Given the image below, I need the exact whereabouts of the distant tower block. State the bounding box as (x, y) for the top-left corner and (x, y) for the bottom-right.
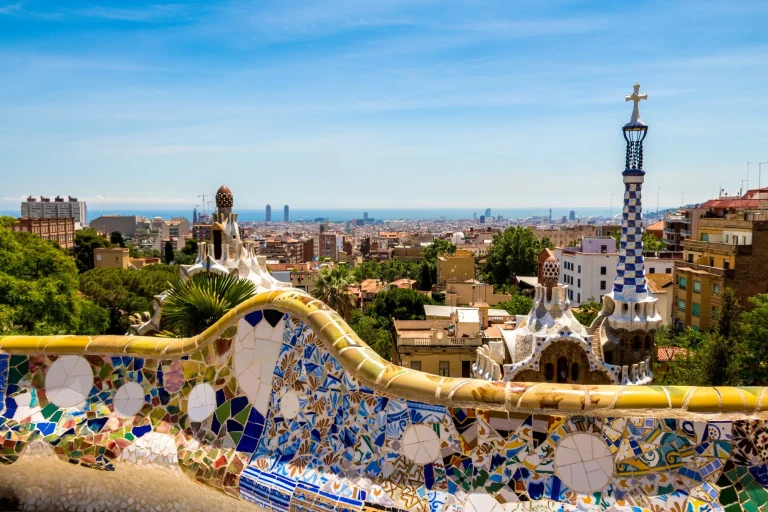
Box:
(266, 204), (272, 223)
(484, 208), (492, 218)
(284, 205), (290, 223)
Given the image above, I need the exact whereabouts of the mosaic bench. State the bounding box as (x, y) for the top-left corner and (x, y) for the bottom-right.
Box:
(0, 289), (767, 511)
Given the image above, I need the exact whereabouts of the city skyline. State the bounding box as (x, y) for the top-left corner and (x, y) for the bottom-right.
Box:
(2, 0), (768, 209)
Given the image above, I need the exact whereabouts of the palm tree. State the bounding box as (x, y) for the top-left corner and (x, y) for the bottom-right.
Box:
(162, 272), (257, 337)
(312, 265), (357, 321)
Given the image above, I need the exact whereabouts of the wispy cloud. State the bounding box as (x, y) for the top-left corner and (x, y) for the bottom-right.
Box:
(0, 2), (22, 15)
(72, 3), (189, 22)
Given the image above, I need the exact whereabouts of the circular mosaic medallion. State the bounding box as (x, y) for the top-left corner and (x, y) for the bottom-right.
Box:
(45, 356), (94, 408)
(187, 383), (217, 422)
(554, 433), (614, 493)
(401, 424), (440, 465)
(113, 381), (145, 418)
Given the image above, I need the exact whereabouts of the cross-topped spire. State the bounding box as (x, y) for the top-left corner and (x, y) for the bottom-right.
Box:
(625, 82), (648, 125)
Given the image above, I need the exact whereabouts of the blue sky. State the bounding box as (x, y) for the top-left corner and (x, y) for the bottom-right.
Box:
(1, 0), (767, 210)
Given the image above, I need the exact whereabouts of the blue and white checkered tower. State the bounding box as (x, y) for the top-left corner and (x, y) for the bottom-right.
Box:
(605, 83), (661, 333)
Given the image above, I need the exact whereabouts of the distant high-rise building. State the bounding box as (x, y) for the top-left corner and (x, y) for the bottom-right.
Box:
(21, 195), (87, 227)
(569, 210), (576, 221)
(266, 204), (272, 222)
(364, 212), (369, 221)
(479, 215), (486, 224)
(484, 208), (492, 218)
(473, 213), (477, 220)
(284, 205), (290, 222)
(192, 207), (198, 224)
(549, 209), (552, 221)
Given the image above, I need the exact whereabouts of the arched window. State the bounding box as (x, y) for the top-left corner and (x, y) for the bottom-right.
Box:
(633, 336), (641, 351)
(544, 363), (554, 381)
(644, 335), (651, 350)
(557, 357), (568, 383)
(571, 362), (580, 381)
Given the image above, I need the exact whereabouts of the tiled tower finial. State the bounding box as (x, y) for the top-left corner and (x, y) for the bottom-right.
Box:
(613, 83), (650, 300)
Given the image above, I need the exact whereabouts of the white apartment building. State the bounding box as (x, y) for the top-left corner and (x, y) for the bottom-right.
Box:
(555, 236), (677, 306)
(21, 196), (87, 228)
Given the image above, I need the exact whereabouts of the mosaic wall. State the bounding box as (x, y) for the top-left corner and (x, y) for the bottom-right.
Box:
(0, 290), (767, 511)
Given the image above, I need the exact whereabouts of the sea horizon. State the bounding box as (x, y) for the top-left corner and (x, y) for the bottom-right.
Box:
(3, 206), (673, 223)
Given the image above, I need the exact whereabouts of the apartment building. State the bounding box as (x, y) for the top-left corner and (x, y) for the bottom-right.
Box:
(319, 232), (345, 260)
(556, 237), (678, 306)
(21, 195), (87, 227)
(530, 225), (598, 248)
(393, 304), (510, 378)
(13, 217), (75, 248)
(673, 214), (768, 331)
(436, 250), (475, 287)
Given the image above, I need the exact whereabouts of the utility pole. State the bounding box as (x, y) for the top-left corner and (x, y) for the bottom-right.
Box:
(760, 162), (768, 193)
(747, 162), (752, 192)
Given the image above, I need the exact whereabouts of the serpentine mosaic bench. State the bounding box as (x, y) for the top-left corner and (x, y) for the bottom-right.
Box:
(1, 289), (767, 511)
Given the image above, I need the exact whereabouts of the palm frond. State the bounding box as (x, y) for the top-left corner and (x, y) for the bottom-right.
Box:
(162, 272), (257, 336)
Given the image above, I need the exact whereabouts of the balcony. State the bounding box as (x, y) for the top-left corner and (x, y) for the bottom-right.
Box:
(674, 259), (734, 278)
(683, 239), (752, 256)
(397, 336), (483, 348)
(680, 228), (692, 237)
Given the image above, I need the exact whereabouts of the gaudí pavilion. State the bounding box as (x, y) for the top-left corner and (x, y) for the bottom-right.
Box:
(1, 85), (767, 512)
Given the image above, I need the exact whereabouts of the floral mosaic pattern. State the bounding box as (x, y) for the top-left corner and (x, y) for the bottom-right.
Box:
(0, 303), (767, 511)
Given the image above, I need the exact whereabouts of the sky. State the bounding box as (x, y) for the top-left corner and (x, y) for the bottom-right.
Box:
(1, 0), (768, 210)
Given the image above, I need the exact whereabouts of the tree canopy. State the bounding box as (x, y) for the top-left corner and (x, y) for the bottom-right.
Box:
(573, 297), (602, 326)
(497, 292), (533, 317)
(0, 227), (108, 335)
(366, 288), (435, 328)
(79, 265), (178, 334)
(481, 227), (548, 289)
(73, 228), (112, 273)
(110, 231), (126, 248)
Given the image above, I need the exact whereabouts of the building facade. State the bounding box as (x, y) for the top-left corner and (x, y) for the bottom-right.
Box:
(283, 205), (289, 222)
(265, 204), (271, 222)
(13, 217), (75, 248)
(673, 214), (768, 331)
(436, 249), (475, 287)
(20, 195), (87, 227)
(318, 232), (344, 260)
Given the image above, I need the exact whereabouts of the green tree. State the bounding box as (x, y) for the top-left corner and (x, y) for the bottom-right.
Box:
(367, 288), (435, 330)
(699, 288), (743, 386)
(174, 251), (195, 265)
(349, 311), (392, 360)
(79, 265), (178, 334)
(421, 238), (457, 266)
(540, 236), (554, 250)
(497, 293), (533, 316)
(162, 272), (257, 337)
(312, 265), (357, 321)
(164, 240), (174, 265)
(0, 216), (17, 229)
(129, 246), (161, 259)
(0, 227), (107, 335)
(73, 228), (112, 273)
(482, 227), (546, 287)
(419, 262), (433, 291)
(732, 292), (768, 385)
(181, 239), (198, 257)
(110, 231), (126, 248)
(353, 260), (380, 282)
(573, 297), (602, 326)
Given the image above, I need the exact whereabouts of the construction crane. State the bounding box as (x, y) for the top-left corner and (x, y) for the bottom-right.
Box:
(198, 193), (209, 214)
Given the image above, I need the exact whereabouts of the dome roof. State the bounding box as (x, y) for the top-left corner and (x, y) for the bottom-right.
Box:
(216, 185), (233, 209)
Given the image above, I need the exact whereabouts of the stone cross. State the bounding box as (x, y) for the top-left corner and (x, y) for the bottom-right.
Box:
(625, 82), (647, 124)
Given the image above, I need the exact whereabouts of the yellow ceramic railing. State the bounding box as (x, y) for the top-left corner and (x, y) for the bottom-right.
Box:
(0, 288), (766, 417)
